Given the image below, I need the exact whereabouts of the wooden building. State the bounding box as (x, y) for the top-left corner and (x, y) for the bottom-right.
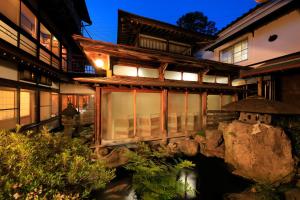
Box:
(72, 10), (244, 147)
(203, 0), (300, 107)
(0, 0), (96, 131)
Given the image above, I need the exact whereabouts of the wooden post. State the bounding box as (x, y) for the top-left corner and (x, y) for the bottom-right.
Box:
(258, 77), (263, 97)
(198, 73), (203, 84)
(94, 87), (101, 149)
(133, 89), (137, 138)
(184, 90), (188, 137)
(161, 89), (168, 143)
(201, 92), (207, 129)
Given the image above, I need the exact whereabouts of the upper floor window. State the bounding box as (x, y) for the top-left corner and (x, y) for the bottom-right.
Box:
(40, 23), (51, 50)
(0, 0), (20, 25)
(220, 40), (248, 64)
(21, 2), (37, 38)
(52, 36), (60, 56)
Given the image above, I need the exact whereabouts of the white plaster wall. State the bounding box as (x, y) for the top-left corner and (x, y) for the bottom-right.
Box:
(211, 9), (300, 67)
(0, 59), (18, 81)
(60, 83), (95, 94)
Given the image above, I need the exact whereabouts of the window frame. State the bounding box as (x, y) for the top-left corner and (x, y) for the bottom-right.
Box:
(220, 39), (248, 64)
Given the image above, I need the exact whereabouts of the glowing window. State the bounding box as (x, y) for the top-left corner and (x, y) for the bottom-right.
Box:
(40, 23), (51, 50)
(203, 75), (216, 83)
(164, 71), (181, 80)
(21, 2), (37, 38)
(216, 76), (229, 84)
(113, 65), (137, 77)
(20, 90), (36, 125)
(138, 68), (159, 78)
(220, 40), (248, 64)
(40, 91), (51, 121)
(0, 88), (17, 129)
(183, 72), (198, 81)
(52, 36), (60, 56)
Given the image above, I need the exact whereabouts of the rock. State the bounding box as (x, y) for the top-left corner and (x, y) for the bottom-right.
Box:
(225, 192), (266, 200)
(284, 188), (300, 200)
(218, 121), (230, 133)
(98, 146), (130, 168)
(178, 139), (199, 156)
(224, 120), (295, 184)
(195, 129), (225, 159)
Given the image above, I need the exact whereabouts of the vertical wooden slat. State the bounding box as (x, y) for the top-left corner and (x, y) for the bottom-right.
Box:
(161, 89), (168, 141)
(184, 90), (188, 137)
(95, 87), (101, 146)
(198, 73), (203, 84)
(201, 92), (207, 129)
(258, 77), (263, 97)
(133, 89), (137, 138)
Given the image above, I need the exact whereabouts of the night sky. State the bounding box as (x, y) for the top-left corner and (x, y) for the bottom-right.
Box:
(84, 0), (258, 43)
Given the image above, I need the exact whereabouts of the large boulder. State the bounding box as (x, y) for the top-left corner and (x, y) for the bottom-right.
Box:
(223, 120), (295, 184)
(178, 139), (199, 157)
(195, 129), (225, 158)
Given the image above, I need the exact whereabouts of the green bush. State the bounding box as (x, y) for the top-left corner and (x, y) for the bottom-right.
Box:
(0, 127), (115, 199)
(124, 143), (195, 200)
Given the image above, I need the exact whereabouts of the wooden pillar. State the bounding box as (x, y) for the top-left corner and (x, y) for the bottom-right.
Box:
(133, 89), (137, 138)
(257, 77), (263, 97)
(198, 73), (203, 84)
(184, 90), (188, 137)
(94, 87), (101, 147)
(161, 89), (168, 143)
(232, 93), (238, 102)
(201, 92), (207, 129)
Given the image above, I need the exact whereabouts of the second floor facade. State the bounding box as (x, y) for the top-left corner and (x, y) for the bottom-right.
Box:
(203, 0), (300, 67)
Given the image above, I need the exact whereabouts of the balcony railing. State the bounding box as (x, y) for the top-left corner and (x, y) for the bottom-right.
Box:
(139, 34), (192, 56)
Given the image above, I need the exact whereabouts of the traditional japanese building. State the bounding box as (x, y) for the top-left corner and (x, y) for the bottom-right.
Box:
(0, 0), (96, 131)
(203, 0), (300, 107)
(72, 10), (244, 147)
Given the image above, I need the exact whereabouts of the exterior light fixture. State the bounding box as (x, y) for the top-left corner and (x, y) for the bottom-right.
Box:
(95, 59), (104, 68)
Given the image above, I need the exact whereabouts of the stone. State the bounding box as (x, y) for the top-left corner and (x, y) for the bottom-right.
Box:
(223, 120), (295, 184)
(178, 139), (199, 156)
(284, 188), (300, 200)
(195, 129), (225, 159)
(98, 146), (130, 168)
(225, 192), (266, 200)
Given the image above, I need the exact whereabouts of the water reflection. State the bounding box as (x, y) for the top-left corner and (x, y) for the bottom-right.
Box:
(179, 169), (197, 199)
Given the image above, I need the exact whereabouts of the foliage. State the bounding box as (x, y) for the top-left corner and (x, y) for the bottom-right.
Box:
(251, 184), (281, 200)
(177, 11), (218, 35)
(124, 143), (195, 200)
(196, 130), (205, 137)
(0, 127), (115, 199)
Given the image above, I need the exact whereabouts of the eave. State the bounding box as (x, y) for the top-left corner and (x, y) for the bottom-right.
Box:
(206, 0), (296, 51)
(73, 35), (244, 76)
(240, 51), (300, 78)
(74, 77), (242, 93)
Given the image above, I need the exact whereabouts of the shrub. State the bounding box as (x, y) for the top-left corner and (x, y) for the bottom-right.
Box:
(0, 127), (115, 199)
(124, 143), (195, 200)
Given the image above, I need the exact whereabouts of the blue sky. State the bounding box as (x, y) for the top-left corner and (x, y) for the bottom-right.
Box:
(85, 0), (257, 43)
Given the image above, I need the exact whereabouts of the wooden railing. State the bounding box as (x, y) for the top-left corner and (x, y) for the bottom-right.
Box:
(207, 110), (239, 128)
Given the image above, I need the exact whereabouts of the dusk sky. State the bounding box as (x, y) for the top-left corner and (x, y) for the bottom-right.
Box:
(85, 0), (258, 43)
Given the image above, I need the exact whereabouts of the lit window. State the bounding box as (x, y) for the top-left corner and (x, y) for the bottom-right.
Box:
(0, 88), (17, 129)
(85, 65), (96, 74)
(113, 65), (137, 77)
(0, 0), (20, 25)
(52, 36), (60, 56)
(220, 40), (248, 64)
(138, 68), (159, 78)
(216, 76), (229, 84)
(62, 45), (68, 71)
(203, 75), (216, 83)
(40, 23), (51, 50)
(40, 91), (51, 121)
(51, 93), (59, 117)
(20, 90), (36, 125)
(164, 71), (182, 80)
(183, 72), (198, 82)
(21, 2), (37, 38)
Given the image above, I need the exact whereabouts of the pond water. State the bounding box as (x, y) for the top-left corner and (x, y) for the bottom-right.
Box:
(94, 155), (252, 200)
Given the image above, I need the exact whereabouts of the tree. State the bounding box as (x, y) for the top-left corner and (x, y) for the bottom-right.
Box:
(177, 11), (218, 35)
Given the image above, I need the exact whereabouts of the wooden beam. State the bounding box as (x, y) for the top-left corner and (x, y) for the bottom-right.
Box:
(159, 63), (168, 80)
(161, 89), (168, 143)
(201, 92), (207, 129)
(95, 87), (101, 148)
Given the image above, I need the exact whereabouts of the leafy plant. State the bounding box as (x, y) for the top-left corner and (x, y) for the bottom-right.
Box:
(0, 127), (115, 199)
(124, 143), (195, 200)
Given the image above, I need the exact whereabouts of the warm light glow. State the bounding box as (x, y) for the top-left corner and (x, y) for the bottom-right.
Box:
(95, 59), (105, 68)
